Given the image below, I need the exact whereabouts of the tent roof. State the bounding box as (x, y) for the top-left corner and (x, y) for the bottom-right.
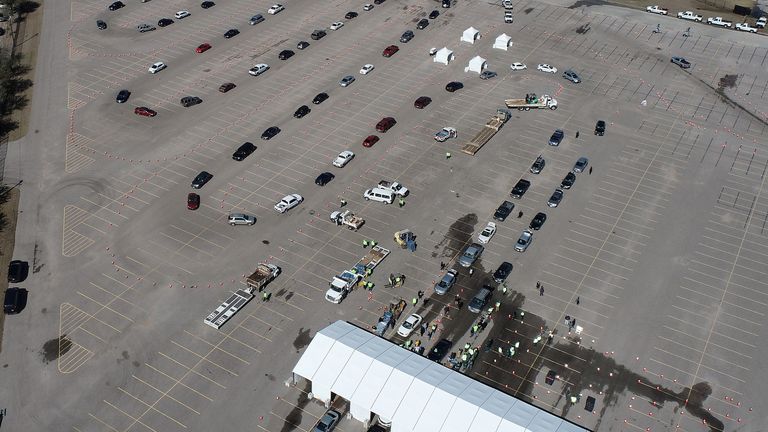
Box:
(463, 26), (479, 36)
(469, 55), (486, 65)
(495, 33), (512, 42)
(292, 321), (590, 432)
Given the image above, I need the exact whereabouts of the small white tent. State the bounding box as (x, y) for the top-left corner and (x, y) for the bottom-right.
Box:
(460, 27), (480, 44)
(493, 33), (512, 50)
(434, 47), (454, 65)
(464, 55), (487, 73)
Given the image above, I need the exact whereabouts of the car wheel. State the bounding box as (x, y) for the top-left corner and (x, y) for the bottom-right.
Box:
(365, 197), (370, 200)
(230, 223), (235, 226)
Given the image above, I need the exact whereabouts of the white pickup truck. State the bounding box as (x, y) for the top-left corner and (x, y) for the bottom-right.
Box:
(677, 11), (702, 21)
(735, 22), (758, 32)
(706, 16), (732, 27)
(434, 127), (457, 142)
(378, 180), (409, 197)
(646, 5), (668, 15)
(325, 270), (361, 303)
(757, 17), (766, 28)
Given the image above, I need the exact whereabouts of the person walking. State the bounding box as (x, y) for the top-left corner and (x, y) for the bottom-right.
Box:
(399, 198), (405, 208)
(518, 210), (524, 218)
(576, 296), (580, 305)
(417, 290), (424, 299)
(420, 323), (427, 336)
(575, 131), (580, 138)
(262, 291), (270, 302)
(340, 198), (347, 207)
(446, 152), (452, 159)
(454, 294), (461, 305)
(539, 285), (544, 296)
(589, 166), (593, 175)
(536, 281), (541, 289)
(362, 239), (369, 248)
(412, 297), (418, 306)
(440, 261), (446, 270)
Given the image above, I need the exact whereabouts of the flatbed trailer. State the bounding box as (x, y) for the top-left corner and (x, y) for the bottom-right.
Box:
(504, 93), (558, 111)
(204, 263), (280, 329)
(461, 109), (511, 156)
(353, 245), (390, 274)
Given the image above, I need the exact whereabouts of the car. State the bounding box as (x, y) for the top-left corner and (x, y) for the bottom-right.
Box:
(735, 22), (758, 32)
(7, 260), (28, 283)
(116, 89), (130, 103)
(191, 171), (213, 189)
(180, 96), (202, 107)
(493, 262), (513, 284)
(201, 1), (215, 9)
(137, 24), (156, 33)
(330, 21), (344, 30)
(375, 117), (396, 132)
(249, 14), (265, 25)
(157, 18), (174, 27)
(547, 188), (564, 207)
(594, 120), (606, 136)
(312, 410), (340, 432)
(442, 0), (451, 8)
(757, 17), (767, 28)
(671, 56), (691, 69)
(503, 0), (514, 8)
(707, 16), (732, 27)
(297, 41), (310, 50)
(561, 172), (576, 189)
(510, 179), (531, 198)
(148, 62), (166, 74)
(267, 4), (284, 14)
(345, 11), (358, 19)
(530, 155), (545, 174)
(224, 29), (239, 38)
(108, 1), (124, 11)
(311, 29), (327, 40)
(228, 213), (256, 226)
(196, 43), (212, 53)
(427, 339), (453, 361)
(445, 81), (463, 92)
(573, 156), (589, 173)
(313, 92), (329, 104)
(339, 75), (356, 87)
(549, 129), (565, 146)
(261, 126), (280, 140)
(364, 4), (374, 10)
(315, 172), (335, 186)
(646, 5), (668, 14)
(3, 288), (23, 314)
(545, 370), (557, 385)
(515, 229), (533, 252)
(563, 69), (580, 83)
(175, 10), (191, 19)
(417, 18), (429, 29)
(480, 70), (497, 80)
(510, 62), (527, 70)
(333, 150), (354, 167)
(677, 11), (702, 21)
(362, 135), (380, 147)
(232, 142), (256, 161)
(219, 82), (236, 93)
(374, 0), (386, 4)
(414, 96), (431, 109)
(134, 106), (157, 117)
(397, 314), (423, 337)
(505, 11), (514, 23)
(477, 221), (497, 244)
(429, 10), (439, 19)
(293, 105), (310, 118)
(187, 193), (200, 210)
(400, 30), (414, 43)
(458, 243), (484, 267)
(382, 45), (399, 57)
(274, 194), (303, 213)
(249, 63), (270, 76)
(278, 49), (295, 60)
(434, 127), (457, 142)
(434, 269), (457, 295)
(529, 212), (547, 230)
(429, 47), (438, 56)
(493, 200), (515, 221)
(360, 64), (374, 75)
(97, 20), (107, 30)
(537, 63), (557, 74)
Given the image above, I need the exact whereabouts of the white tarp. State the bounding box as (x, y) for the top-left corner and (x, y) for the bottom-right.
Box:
(493, 33), (512, 50)
(370, 354), (428, 421)
(461, 26), (480, 43)
(465, 55), (487, 73)
(434, 47), (454, 65)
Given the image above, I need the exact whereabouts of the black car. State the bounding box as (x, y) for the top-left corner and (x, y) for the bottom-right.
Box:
(493, 261), (513, 283)
(548, 129), (565, 146)
(116, 89), (131, 104)
(416, 18), (429, 29)
(313, 92), (329, 104)
(493, 200), (515, 221)
(594, 120), (606, 136)
(315, 172), (335, 186)
(232, 142), (256, 161)
(180, 96), (202, 107)
(108, 1), (124, 11)
(97, 20), (108, 30)
(224, 29), (239, 38)
(345, 11), (358, 19)
(373, 0), (385, 4)
(278, 49), (295, 60)
(529, 212), (547, 230)
(545, 370), (557, 385)
(297, 41), (310, 50)
(561, 172), (576, 189)
(261, 126), (280, 140)
(510, 179), (531, 198)
(400, 30), (414, 43)
(310, 29), (327, 40)
(445, 81), (463, 92)
(7, 260), (28, 283)
(293, 105), (310, 118)
(427, 339), (453, 361)
(3, 288), (24, 314)
(442, 0), (451, 8)
(429, 10), (439, 19)
(201, 1), (215, 8)
(191, 171), (213, 189)
(530, 155), (545, 174)
(157, 18), (174, 27)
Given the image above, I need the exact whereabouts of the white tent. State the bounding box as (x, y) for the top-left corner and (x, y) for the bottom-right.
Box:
(292, 321), (590, 432)
(465, 55), (487, 73)
(460, 27), (480, 44)
(493, 33), (512, 50)
(434, 47), (454, 65)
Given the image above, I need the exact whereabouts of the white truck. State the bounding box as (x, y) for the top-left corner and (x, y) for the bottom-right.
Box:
(504, 94), (558, 111)
(645, 5), (668, 15)
(204, 263), (280, 329)
(325, 270), (362, 303)
(434, 127), (457, 142)
(330, 210), (365, 230)
(735, 22), (758, 32)
(378, 180), (409, 197)
(677, 11), (702, 21)
(707, 16), (732, 27)
(757, 17), (766, 28)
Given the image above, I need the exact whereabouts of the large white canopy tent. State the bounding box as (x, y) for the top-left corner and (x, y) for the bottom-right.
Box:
(292, 320), (589, 432)
(493, 33), (513, 50)
(465, 55), (487, 73)
(434, 47), (455, 65)
(460, 26), (480, 43)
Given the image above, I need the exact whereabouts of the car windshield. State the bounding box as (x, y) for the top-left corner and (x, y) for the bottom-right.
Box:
(403, 321), (413, 329)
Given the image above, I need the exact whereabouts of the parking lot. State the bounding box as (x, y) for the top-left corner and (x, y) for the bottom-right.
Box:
(2, 0), (768, 430)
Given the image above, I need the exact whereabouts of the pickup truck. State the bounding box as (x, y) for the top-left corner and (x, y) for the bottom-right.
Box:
(378, 180), (409, 197)
(645, 5), (668, 15)
(706, 17), (732, 27)
(735, 22), (758, 32)
(325, 270), (361, 303)
(434, 127), (457, 142)
(677, 11), (702, 21)
(757, 17), (767, 28)
(204, 263), (280, 329)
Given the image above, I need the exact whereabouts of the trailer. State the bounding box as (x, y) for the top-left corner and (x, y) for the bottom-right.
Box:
(204, 263), (280, 329)
(504, 93), (558, 111)
(329, 210), (365, 230)
(353, 245), (390, 274)
(461, 109), (511, 156)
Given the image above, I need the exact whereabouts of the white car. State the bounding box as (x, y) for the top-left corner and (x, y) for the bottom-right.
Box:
(267, 4), (284, 14)
(477, 222), (497, 244)
(510, 62), (527, 71)
(330, 21), (344, 30)
(249, 63), (269, 76)
(514, 229), (533, 252)
(677, 11), (702, 21)
(397, 313), (423, 337)
(148, 62), (166, 74)
(274, 194), (303, 213)
(434, 127), (457, 142)
(537, 64), (557, 73)
(333, 150), (355, 167)
(707, 16), (732, 27)
(360, 64), (374, 75)
(363, 3), (374, 11)
(175, 10), (190, 19)
(645, 5), (668, 15)
(757, 17), (767, 28)
(735, 22), (758, 32)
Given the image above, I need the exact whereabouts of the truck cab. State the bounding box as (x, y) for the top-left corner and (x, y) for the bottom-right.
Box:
(326, 271), (360, 303)
(378, 180), (409, 197)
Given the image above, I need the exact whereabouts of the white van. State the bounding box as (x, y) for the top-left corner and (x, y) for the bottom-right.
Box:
(363, 188), (394, 204)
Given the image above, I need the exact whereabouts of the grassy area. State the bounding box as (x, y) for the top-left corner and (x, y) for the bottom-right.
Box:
(8, 1), (43, 141)
(0, 187), (21, 353)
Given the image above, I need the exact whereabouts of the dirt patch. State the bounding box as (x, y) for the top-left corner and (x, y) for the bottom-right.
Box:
(0, 187), (20, 353)
(7, 3), (44, 141)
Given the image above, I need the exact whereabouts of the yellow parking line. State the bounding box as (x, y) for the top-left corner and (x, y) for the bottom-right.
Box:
(76, 291), (134, 323)
(143, 364), (214, 402)
(120, 383), (199, 418)
(170, 341), (239, 376)
(66, 299), (123, 333)
(181, 331), (250, 365)
(217, 331), (262, 353)
(89, 282), (140, 308)
(156, 354), (226, 389)
(102, 400), (160, 432)
(231, 324), (271, 343)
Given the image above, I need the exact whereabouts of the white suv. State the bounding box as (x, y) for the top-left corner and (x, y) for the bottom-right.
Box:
(228, 213), (256, 225)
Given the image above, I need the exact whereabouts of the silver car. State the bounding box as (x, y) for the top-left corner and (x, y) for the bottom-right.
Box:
(458, 243), (484, 267)
(434, 269), (457, 295)
(514, 229), (533, 252)
(313, 409), (340, 432)
(339, 75), (355, 87)
(573, 157), (589, 173)
(228, 213), (256, 225)
(547, 188), (564, 207)
(562, 69), (580, 83)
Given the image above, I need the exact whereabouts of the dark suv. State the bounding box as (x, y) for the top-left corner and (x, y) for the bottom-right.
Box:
(180, 96), (202, 107)
(311, 29), (327, 40)
(191, 171), (213, 188)
(417, 18), (429, 29)
(594, 120), (606, 136)
(232, 142), (256, 161)
(510, 179), (531, 198)
(7, 260), (28, 283)
(293, 105), (310, 118)
(493, 200), (515, 221)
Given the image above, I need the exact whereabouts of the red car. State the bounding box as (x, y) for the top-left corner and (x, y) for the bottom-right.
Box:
(187, 193), (200, 210)
(414, 96), (432, 109)
(375, 117), (396, 132)
(362, 135), (380, 147)
(382, 45), (399, 57)
(196, 43), (212, 53)
(134, 106), (157, 117)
